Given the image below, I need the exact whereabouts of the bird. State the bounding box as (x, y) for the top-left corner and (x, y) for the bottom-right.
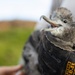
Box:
(22, 7), (75, 75)
(41, 7), (75, 51)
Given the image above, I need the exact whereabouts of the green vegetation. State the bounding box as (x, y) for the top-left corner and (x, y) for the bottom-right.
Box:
(0, 27), (33, 66)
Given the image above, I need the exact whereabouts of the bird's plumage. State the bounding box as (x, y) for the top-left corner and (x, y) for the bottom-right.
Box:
(42, 7), (75, 51)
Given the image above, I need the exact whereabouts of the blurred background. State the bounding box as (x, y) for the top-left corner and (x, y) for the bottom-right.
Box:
(0, 0), (51, 66)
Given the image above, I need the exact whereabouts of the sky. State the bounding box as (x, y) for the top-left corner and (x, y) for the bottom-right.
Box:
(0, 0), (52, 22)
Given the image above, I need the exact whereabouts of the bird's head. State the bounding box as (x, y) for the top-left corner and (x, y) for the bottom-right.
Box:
(41, 7), (73, 29)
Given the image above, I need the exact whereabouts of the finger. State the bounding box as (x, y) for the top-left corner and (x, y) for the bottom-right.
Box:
(8, 65), (23, 73)
(0, 65), (23, 75)
(1, 65), (23, 74)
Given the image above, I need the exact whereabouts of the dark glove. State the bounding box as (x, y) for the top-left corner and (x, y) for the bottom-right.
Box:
(38, 31), (75, 75)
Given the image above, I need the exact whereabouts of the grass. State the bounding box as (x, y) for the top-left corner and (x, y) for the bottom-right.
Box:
(0, 27), (33, 66)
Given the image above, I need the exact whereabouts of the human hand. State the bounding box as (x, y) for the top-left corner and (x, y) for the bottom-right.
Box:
(0, 65), (25, 75)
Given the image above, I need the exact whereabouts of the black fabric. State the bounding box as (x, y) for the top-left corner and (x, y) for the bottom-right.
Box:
(38, 31), (75, 75)
(23, 30), (75, 75)
(29, 31), (40, 48)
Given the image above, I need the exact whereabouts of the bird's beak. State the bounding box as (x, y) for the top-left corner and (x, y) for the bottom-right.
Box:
(41, 15), (58, 27)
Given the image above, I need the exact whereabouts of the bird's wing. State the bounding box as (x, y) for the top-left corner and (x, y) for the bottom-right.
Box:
(22, 30), (41, 75)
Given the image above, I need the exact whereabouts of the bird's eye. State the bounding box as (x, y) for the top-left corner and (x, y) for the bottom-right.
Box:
(63, 19), (67, 23)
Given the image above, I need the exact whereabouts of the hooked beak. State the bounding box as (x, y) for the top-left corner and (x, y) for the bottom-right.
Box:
(40, 15), (59, 27)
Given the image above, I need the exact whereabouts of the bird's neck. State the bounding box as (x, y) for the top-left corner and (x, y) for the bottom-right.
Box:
(61, 27), (74, 42)
(51, 26), (72, 40)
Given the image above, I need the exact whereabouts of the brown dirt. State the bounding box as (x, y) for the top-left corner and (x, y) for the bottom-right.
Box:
(0, 20), (37, 31)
